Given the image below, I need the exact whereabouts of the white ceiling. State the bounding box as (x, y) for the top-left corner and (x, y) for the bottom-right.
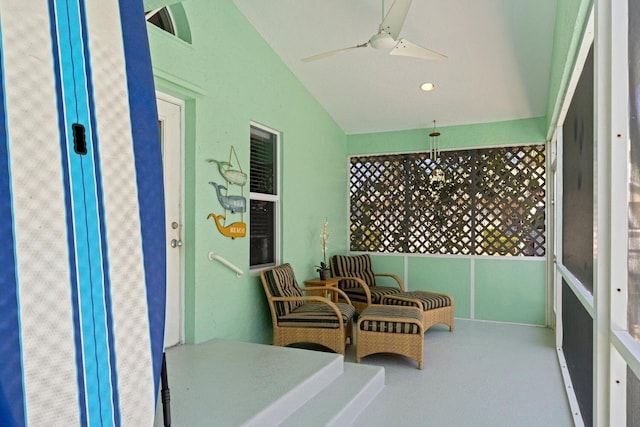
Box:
(232, 0), (557, 134)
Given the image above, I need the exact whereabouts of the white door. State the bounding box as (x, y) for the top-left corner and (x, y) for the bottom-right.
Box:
(157, 94), (184, 348)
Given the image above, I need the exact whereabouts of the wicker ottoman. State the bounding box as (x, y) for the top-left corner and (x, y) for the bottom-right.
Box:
(356, 306), (424, 369)
(381, 291), (454, 332)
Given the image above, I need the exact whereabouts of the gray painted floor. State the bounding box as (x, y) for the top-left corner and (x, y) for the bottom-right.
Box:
(348, 319), (574, 427)
(157, 319), (574, 426)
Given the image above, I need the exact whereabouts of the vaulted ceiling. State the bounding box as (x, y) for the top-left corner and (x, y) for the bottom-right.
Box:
(233, 0), (557, 134)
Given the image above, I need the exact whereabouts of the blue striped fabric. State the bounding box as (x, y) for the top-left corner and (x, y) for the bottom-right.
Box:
(119, 0), (166, 396)
(0, 1), (164, 425)
(52, 1), (115, 423)
(0, 20), (25, 427)
(47, 1), (89, 423)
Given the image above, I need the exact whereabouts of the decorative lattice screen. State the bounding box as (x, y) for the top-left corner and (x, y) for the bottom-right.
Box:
(349, 145), (546, 256)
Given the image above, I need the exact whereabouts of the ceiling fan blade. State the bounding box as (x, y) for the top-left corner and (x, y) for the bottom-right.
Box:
(390, 38), (447, 60)
(379, 0), (412, 40)
(302, 43), (368, 62)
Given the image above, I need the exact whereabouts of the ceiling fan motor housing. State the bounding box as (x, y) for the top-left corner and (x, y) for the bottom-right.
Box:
(369, 31), (397, 51)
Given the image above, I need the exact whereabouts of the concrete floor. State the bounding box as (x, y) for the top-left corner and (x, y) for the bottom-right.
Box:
(156, 319), (574, 426)
(348, 319), (574, 427)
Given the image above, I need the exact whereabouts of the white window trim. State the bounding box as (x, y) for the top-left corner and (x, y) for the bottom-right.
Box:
(556, 1), (640, 425)
(603, 0), (637, 425)
(249, 122), (280, 272)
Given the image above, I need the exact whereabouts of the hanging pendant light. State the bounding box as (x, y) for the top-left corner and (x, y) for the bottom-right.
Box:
(428, 120), (446, 193)
(429, 120), (441, 161)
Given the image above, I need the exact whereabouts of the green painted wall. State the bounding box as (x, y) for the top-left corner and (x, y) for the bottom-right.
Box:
(147, 0), (348, 344)
(475, 259), (546, 324)
(143, 0), (594, 343)
(408, 257), (472, 319)
(369, 254), (405, 289)
(366, 253), (546, 325)
(347, 117), (547, 155)
(545, 0), (593, 138)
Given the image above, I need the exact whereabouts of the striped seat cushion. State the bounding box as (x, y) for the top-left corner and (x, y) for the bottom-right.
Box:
(359, 306), (421, 334)
(278, 302), (356, 328)
(262, 263), (304, 317)
(330, 254), (376, 289)
(383, 291), (451, 310)
(344, 286), (402, 304)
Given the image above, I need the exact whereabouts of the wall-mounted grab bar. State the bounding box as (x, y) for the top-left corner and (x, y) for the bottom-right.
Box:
(208, 252), (243, 277)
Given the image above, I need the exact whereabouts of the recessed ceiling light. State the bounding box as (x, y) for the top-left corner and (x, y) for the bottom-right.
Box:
(420, 82), (435, 92)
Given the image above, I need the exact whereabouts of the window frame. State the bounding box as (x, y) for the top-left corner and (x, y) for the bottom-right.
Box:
(145, 7), (177, 36)
(554, 4), (640, 424)
(249, 122), (280, 271)
(609, 0), (640, 423)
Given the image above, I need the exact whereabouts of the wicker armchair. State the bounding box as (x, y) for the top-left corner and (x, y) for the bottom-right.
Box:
(329, 254), (405, 313)
(260, 263), (356, 355)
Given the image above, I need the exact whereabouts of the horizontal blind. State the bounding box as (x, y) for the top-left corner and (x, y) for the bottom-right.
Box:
(250, 127), (276, 195)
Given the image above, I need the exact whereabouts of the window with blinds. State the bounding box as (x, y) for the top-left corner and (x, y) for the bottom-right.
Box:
(250, 124), (279, 269)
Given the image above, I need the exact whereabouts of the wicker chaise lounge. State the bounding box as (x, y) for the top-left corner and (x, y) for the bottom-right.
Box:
(382, 291), (455, 332)
(329, 254), (405, 313)
(260, 263), (356, 355)
(331, 254), (455, 332)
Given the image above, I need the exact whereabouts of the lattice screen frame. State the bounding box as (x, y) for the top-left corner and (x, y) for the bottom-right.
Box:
(349, 145), (546, 256)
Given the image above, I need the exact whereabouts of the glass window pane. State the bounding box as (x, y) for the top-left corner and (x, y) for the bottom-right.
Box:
(250, 199), (275, 267)
(146, 8), (176, 35)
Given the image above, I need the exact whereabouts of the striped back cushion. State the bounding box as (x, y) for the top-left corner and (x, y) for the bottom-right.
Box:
(262, 264), (304, 317)
(330, 254), (376, 290)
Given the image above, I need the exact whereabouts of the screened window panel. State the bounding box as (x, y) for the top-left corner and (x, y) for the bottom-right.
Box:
(349, 145), (545, 256)
(629, 0), (640, 344)
(562, 280), (593, 426)
(629, 367), (640, 427)
(562, 46), (594, 294)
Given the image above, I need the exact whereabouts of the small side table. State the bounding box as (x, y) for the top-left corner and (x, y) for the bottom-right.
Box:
(304, 278), (340, 302)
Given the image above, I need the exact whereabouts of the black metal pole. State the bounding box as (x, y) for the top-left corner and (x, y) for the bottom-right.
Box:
(161, 352), (171, 427)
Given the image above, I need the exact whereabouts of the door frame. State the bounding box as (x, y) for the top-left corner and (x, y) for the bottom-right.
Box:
(156, 91), (185, 347)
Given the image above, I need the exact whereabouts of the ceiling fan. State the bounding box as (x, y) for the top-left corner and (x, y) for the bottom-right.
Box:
(302, 0), (447, 62)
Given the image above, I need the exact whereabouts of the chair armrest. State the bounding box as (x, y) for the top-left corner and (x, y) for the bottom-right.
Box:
(301, 286), (353, 305)
(333, 276), (372, 305)
(374, 273), (405, 291)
